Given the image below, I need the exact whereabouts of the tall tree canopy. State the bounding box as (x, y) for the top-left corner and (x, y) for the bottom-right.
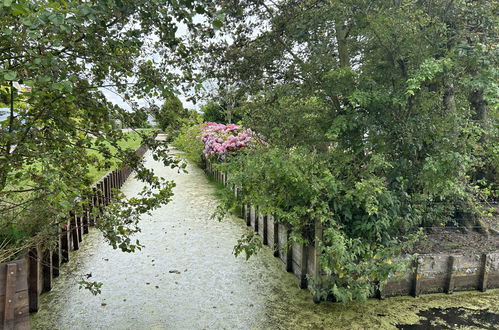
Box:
(196, 0), (498, 300)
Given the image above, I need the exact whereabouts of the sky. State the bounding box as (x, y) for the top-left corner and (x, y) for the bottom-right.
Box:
(99, 18), (202, 112)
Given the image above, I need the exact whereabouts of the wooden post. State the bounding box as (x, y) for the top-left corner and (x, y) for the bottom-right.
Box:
(296, 243), (308, 289)
(28, 247), (41, 312)
(258, 213), (267, 245)
(479, 253), (489, 292)
(312, 219), (323, 301)
(61, 219), (70, 263)
(90, 187), (97, 226)
(412, 258), (421, 297)
(3, 263), (17, 330)
(250, 205), (257, 232)
(52, 233), (61, 277)
(82, 203), (89, 235)
(97, 182), (104, 217)
(119, 169), (123, 186)
(446, 256), (455, 294)
(285, 234), (293, 272)
(104, 175), (110, 205)
(76, 211), (83, 243)
(70, 211), (79, 251)
(42, 249), (52, 292)
(270, 214), (279, 258)
(246, 205), (251, 227)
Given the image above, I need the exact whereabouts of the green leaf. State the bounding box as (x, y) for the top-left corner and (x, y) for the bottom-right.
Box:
(212, 19), (223, 29)
(4, 71), (17, 81)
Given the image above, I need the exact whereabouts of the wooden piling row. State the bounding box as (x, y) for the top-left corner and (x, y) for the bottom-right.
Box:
(0, 136), (157, 328)
(205, 158), (499, 301)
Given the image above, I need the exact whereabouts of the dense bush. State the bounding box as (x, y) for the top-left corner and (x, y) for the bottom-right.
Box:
(171, 122), (204, 164)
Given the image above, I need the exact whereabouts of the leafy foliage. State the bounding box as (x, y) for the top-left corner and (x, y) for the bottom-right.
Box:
(171, 121), (205, 164)
(195, 0), (498, 301)
(0, 0), (216, 261)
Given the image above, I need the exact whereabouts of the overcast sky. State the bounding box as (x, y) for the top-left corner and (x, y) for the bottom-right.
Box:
(99, 16), (209, 112)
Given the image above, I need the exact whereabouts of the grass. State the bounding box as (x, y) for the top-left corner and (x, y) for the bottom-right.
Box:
(87, 129), (156, 182)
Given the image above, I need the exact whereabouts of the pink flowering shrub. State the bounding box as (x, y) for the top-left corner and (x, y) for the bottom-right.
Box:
(201, 122), (254, 157)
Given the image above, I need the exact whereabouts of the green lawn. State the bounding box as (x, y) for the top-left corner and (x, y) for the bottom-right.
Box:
(87, 129), (156, 182)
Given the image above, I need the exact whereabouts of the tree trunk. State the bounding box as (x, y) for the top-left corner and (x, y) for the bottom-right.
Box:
(335, 19), (350, 68)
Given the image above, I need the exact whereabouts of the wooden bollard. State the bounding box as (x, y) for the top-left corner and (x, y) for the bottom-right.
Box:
(41, 249), (52, 292)
(60, 220), (70, 263)
(70, 211), (79, 251)
(28, 246), (42, 312)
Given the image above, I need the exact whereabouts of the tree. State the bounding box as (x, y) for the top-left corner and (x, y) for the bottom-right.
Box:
(0, 0), (217, 261)
(151, 95), (193, 140)
(195, 0), (498, 301)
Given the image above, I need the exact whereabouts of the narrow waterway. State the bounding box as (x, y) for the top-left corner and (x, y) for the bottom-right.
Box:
(31, 139), (499, 329)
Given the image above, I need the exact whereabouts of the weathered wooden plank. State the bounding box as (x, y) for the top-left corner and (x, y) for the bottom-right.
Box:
(244, 205), (250, 227)
(267, 214), (279, 257)
(292, 242), (308, 289)
(41, 249), (52, 293)
(0, 260), (27, 296)
(3, 263), (17, 329)
(60, 219), (70, 263)
(28, 247), (42, 312)
(257, 213), (267, 245)
(70, 212), (79, 251)
(90, 187), (97, 226)
(82, 204), (89, 235)
(104, 175), (110, 205)
(311, 219), (323, 301)
(479, 253), (489, 292)
(250, 206), (257, 232)
(446, 256), (456, 294)
(412, 258), (421, 297)
(277, 224), (293, 272)
(0, 290), (29, 330)
(52, 234), (61, 277)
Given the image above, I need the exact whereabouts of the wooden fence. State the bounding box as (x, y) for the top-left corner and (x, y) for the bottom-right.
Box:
(205, 161), (499, 300)
(0, 141), (152, 329)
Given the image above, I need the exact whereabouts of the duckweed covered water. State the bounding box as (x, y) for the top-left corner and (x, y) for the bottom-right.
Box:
(31, 142), (499, 329)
